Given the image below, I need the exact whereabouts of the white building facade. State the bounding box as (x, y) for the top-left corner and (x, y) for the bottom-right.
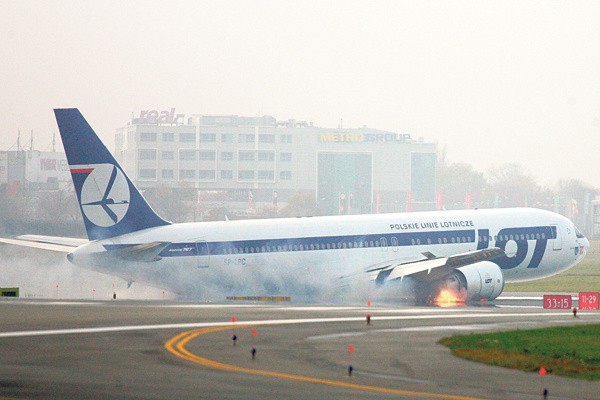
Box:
(115, 108), (437, 214)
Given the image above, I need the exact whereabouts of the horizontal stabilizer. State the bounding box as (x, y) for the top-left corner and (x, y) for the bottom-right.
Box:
(0, 237), (77, 253)
(370, 247), (504, 285)
(103, 242), (171, 262)
(15, 235), (88, 248)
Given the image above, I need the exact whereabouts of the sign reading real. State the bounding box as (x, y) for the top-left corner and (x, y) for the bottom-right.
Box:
(136, 108), (185, 125)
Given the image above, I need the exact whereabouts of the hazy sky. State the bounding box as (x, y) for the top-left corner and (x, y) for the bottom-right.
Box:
(2, 1), (599, 187)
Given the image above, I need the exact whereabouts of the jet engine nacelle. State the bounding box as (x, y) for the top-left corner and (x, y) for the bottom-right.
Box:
(454, 261), (505, 302)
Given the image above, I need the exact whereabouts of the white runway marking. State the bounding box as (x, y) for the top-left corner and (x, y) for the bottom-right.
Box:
(1, 301), (101, 306)
(496, 305), (542, 309)
(1, 311), (594, 339)
(306, 323), (509, 340)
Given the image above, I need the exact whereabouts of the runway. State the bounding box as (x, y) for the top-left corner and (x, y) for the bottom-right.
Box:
(0, 298), (598, 400)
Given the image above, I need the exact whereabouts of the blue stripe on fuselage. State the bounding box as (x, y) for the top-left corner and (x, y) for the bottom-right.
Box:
(154, 226), (556, 262)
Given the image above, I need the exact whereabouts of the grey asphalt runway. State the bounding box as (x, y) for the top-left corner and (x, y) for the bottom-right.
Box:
(0, 298), (598, 400)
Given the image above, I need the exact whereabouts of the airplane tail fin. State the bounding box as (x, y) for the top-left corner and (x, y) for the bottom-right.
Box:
(54, 108), (170, 241)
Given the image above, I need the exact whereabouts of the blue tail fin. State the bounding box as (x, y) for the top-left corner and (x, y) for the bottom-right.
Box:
(54, 108), (170, 240)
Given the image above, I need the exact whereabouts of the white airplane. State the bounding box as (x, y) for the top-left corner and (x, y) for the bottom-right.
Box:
(0, 109), (590, 303)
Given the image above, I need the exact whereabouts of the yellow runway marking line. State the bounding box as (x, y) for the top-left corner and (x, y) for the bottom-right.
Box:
(165, 326), (490, 400)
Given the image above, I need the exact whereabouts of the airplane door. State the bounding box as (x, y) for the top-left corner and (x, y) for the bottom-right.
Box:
(380, 237), (388, 252)
(552, 225), (562, 251)
(196, 241), (210, 268)
(391, 237), (399, 252)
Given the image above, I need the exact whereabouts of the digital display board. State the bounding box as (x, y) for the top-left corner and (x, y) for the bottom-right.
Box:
(578, 292), (599, 310)
(543, 294), (572, 309)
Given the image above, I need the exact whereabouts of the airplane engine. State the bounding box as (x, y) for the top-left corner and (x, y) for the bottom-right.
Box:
(415, 261), (505, 304)
(454, 262), (505, 302)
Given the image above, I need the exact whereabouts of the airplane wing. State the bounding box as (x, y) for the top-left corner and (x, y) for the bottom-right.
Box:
(366, 247), (505, 285)
(0, 235), (87, 253)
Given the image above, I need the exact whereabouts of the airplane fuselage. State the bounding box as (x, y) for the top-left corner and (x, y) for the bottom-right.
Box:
(69, 207), (588, 299)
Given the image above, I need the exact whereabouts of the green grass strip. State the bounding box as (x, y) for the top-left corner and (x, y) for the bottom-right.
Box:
(439, 324), (600, 380)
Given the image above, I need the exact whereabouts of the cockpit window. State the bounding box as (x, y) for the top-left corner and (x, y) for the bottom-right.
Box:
(575, 227), (585, 239)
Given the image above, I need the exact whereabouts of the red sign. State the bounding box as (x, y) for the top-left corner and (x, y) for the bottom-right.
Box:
(539, 367), (547, 376)
(543, 295), (572, 309)
(579, 292), (599, 310)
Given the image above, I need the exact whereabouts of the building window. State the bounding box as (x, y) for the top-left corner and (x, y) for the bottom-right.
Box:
(162, 169), (174, 179)
(221, 133), (234, 143)
(140, 132), (157, 142)
(179, 169), (195, 179)
(221, 152), (234, 161)
(162, 132), (174, 142)
(259, 134), (275, 143)
(239, 134), (255, 143)
(139, 169), (156, 179)
(280, 134), (292, 143)
(199, 150), (216, 161)
(258, 151), (274, 162)
(280, 152), (292, 162)
(280, 171), (292, 180)
(138, 149), (156, 160)
(198, 170), (216, 180)
(258, 170), (274, 180)
(162, 151), (174, 160)
(221, 170), (233, 179)
(179, 132), (196, 142)
(199, 133), (216, 142)
(239, 151), (255, 161)
(238, 170), (254, 180)
(179, 150), (196, 161)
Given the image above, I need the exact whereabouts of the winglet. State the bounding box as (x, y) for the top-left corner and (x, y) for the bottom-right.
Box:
(54, 108), (170, 240)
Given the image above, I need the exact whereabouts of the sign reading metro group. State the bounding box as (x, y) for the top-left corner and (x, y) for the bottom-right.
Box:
(320, 132), (412, 144)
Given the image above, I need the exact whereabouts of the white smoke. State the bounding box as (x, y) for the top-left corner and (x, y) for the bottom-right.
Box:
(0, 244), (417, 303)
(0, 245), (168, 300)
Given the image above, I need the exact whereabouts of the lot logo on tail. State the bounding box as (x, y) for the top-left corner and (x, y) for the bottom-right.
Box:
(72, 163), (130, 227)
